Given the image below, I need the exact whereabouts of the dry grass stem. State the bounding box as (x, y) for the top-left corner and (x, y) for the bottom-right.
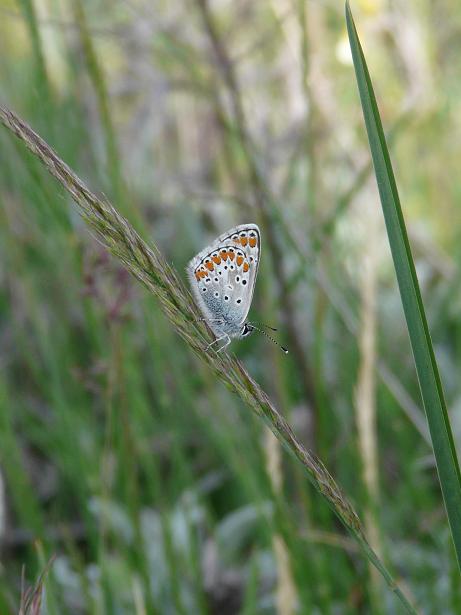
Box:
(0, 103), (416, 613)
(264, 428), (298, 614)
(355, 202), (383, 599)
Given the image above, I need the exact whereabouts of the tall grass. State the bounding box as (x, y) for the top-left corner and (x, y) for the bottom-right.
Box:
(0, 102), (416, 613)
(1, 1), (460, 613)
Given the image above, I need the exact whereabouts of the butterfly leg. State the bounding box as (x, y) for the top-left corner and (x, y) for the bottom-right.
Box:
(215, 334), (231, 353)
(205, 334), (228, 352)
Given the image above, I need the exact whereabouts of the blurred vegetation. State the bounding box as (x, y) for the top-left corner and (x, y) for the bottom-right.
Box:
(1, 0), (461, 613)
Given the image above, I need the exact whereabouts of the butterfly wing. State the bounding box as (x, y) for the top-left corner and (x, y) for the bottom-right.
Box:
(187, 224), (261, 333)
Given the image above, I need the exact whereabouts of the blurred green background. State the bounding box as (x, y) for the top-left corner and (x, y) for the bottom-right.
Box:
(1, 0), (461, 613)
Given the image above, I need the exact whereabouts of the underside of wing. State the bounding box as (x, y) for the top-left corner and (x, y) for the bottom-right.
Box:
(187, 224), (261, 325)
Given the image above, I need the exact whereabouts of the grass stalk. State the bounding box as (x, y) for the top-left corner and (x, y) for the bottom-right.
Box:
(0, 103), (418, 613)
(72, 0), (126, 209)
(263, 428), (298, 614)
(354, 203), (383, 610)
(16, 0), (49, 96)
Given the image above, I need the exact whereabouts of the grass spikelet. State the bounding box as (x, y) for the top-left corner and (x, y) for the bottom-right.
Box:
(0, 103), (417, 614)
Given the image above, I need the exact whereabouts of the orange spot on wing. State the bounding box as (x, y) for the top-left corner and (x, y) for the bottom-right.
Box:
(220, 250), (228, 260)
(233, 237), (240, 244)
(249, 237), (257, 248)
(243, 262), (250, 273)
(195, 272), (201, 281)
(236, 255), (244, 266)
(200, 270), (207, 278)
(206, 261), (214, 271)
(240, 237), (248, 247)
(228, 251), (235, 261)
(212, 255), (221, 264)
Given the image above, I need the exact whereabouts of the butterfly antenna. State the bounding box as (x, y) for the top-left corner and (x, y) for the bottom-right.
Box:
(251, 325), (288, 354)
(251, 322), (278, 332)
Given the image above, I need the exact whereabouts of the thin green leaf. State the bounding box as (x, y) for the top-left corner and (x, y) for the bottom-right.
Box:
(346, 0), (461, 571)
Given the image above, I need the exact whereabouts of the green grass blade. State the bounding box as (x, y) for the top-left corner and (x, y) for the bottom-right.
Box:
(346, 1), (461, 570)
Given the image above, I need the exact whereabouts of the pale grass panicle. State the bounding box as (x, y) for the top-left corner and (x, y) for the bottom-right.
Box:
(0, 102), (416, 614)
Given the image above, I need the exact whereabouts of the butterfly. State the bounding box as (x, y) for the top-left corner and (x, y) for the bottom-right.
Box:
(187, 223), (287, 353)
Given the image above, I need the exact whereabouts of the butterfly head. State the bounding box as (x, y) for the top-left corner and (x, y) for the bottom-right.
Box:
(241, 322), (288, 353)
(241, 323), (255, 338)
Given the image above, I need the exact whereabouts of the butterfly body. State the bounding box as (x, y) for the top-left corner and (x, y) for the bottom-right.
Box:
(187, 223), (261, 350)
